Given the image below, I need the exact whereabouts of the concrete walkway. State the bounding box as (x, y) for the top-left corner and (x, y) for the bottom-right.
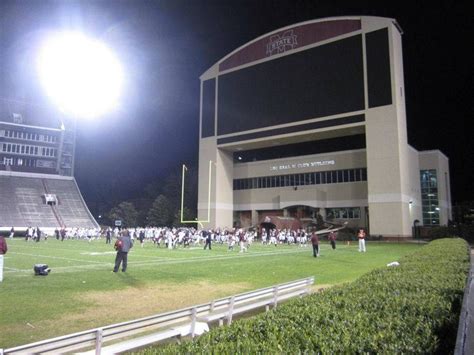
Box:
(455, 247), (474, 354)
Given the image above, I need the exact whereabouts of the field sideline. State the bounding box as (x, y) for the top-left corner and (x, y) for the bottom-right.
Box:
(0, 238), (422, 348)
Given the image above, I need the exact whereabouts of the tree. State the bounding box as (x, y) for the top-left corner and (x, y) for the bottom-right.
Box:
(147, 195), (173, 226)
(161, 165), (198, 225)
(108, 201), (138, 227)
(173, 207), (196, 227)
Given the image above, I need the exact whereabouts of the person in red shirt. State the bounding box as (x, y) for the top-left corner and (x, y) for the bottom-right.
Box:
(0, 234), (8, 282)
(357, 228), (366, 252)
(310, 231), (319, 258)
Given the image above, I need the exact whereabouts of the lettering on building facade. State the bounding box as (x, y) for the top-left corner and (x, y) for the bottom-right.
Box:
(266, 30), (298, 56)
(270, 160), (335, 171)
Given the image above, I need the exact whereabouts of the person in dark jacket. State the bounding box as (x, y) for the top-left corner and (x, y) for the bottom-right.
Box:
(310, 231), (319, 258)
(328, 231), (337, 250)
(105, 227), (112, 244)
(113, 229), (133, 272)
(203, 230), (212, 250)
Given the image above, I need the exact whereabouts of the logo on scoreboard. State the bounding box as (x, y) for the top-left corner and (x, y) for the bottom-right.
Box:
(266, 30), (298, 56)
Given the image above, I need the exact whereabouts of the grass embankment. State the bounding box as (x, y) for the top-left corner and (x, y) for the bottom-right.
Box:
(139, 238), (469, 354)
(1, 238), (420, 348)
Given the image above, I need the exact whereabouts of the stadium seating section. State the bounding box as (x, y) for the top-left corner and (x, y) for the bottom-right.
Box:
(0, 174), (98, 229)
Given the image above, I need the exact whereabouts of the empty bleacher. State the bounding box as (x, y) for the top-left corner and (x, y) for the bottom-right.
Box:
(0, 172), (98, 229)
(43, 178), (98, 228)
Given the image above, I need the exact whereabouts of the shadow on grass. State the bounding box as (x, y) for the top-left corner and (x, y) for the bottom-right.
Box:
(114, 271), (146, 288)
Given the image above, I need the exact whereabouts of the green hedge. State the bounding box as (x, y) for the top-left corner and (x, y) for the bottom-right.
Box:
(140, 238), (470, 354)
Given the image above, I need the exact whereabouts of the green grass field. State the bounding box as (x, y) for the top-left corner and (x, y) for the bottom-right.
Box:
(0, 238), (422, 349)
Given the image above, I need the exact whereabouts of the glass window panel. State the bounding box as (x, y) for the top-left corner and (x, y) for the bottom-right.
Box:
(325, 171), (331, 184)
(320, 172), (325, 184)
(340, 209), (348, 218)
(354, 208), (360, 218)
(348, 208), (353, 218)
(343, 170), (349, 182)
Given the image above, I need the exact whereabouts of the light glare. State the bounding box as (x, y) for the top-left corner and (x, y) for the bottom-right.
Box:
(37, 32), (123, 118)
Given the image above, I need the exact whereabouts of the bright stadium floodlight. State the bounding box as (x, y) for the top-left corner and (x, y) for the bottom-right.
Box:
(36, 32), (124, 118)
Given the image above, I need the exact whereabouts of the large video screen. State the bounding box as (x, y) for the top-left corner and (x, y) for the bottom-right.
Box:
(217, 34), (364, 135)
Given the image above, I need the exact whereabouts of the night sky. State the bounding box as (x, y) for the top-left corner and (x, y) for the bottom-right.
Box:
(1, 0), (472, 214)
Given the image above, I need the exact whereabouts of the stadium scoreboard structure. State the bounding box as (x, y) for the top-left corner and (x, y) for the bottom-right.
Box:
(197, 16), (451, 238)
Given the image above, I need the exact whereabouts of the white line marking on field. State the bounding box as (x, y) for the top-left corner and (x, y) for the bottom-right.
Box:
(9, 252), (107, 264)
(5, 247), (312, 275)
(81, 252), (116, 256)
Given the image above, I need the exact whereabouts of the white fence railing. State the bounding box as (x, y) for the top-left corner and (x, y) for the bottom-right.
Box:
(2, 276), (314, 354)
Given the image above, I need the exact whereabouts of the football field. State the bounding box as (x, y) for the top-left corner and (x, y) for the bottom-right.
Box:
(1, 237), (421, 348)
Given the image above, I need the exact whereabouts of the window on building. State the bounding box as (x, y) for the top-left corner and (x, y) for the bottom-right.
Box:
(233, 168), (368, 191)
(325, 171), (332, 184)
(420, 169), (439, 226)
(315, 172), (321, 184)
(325, 207), (361, 219)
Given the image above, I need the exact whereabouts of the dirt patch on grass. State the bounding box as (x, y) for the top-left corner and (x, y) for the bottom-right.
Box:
(75, 280), (252, 325)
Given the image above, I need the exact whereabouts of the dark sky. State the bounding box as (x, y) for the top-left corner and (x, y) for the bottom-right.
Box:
(1, 0), (472, 213)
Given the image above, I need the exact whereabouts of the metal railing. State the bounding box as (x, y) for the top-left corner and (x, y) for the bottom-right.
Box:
(454, 248), (474, 355)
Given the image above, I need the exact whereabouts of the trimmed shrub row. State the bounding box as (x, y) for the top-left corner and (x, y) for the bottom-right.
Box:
(140, 238), (470, 354)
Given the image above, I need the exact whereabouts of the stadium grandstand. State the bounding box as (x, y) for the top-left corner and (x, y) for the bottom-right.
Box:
(197, 16), (452, 238)
(0, 98), (98, 231)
